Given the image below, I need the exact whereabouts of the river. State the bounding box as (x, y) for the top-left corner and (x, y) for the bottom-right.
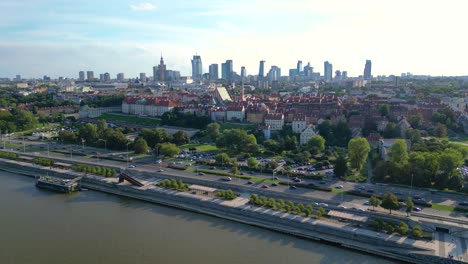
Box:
(0, 172), (396, 264)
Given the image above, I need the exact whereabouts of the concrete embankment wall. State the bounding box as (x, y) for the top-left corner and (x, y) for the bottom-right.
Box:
(0, 159), (453, 264)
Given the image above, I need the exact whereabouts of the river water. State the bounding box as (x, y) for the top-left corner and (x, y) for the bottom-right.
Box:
(0, 172), (396, 264)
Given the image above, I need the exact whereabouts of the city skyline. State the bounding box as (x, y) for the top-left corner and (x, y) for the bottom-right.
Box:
(1, 0), (467, 78)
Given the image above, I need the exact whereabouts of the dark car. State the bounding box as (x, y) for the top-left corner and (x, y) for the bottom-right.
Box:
(459, 201), (468, 206)
(271, 183), (278, 187)
(261, 184), (268, 189)
(290, 186), (297, 189)
(367, 190), (374, 193)
(413, 207), (422, 212)
(247, 181), (253, 185)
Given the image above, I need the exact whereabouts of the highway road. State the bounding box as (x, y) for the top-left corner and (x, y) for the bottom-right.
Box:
(6, 139), (468, 222)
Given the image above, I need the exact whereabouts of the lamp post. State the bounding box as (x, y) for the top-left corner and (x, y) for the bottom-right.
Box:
(409, 173), (414, 197)
(126, 142), (130, 168)
(22, 136), (25, 153)
(81, 138), (85, 150)
(47, 143), (49, 157)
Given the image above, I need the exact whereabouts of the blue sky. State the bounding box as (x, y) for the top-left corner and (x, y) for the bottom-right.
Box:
(1, 0), (467, 79)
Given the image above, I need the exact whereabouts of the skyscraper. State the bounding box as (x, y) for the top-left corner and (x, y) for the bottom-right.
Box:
(268, 66), (281, 81)
(258, 60), (265, 78)
(86, 71), (94, 81)
(342, 71), (348, 79)
(104, 72), (111, 82)
(79, 71), (85, 81)
(117, 73), (124, 82)
(240, 66), (246, 79)
(222, 60), (233, 81)
(364, 60), (372, 80)
(209, 64), (219, 80)
(191, 55), (203, 79)
(324, 61), (332, 81)
(157, 55), (166, 81)
(140, 73), (146, 82)
(297, 60), (303, 75)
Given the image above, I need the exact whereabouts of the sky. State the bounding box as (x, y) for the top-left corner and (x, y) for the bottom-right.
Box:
(1, 0), (468, 79)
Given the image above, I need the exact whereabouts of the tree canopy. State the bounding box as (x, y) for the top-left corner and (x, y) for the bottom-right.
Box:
(348, 137), (370, 171)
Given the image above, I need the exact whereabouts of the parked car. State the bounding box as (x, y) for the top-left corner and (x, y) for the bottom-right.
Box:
(271, 183), (278, 187)
(224, 177), (232, 181)
(158, 169), (164, 172)
(336, 185), (344, 189)
(413, 207), (422, 212)
(247, 181), (253, 184)
(261, 184), (268, 189)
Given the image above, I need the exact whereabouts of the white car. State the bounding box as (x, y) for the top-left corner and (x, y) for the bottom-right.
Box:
(318, 203), (329, 207)
(336, 185), (344, 189)
(128, 165), (136, 168)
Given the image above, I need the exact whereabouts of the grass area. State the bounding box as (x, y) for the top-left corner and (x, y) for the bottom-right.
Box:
(344, 173), (367, 183)
(180, 143), (219, 152)
(331, 189), (346, 194)
(220, 123), (256, 131)
(431, 204), (455, 212)
(100, 113), (161, 126)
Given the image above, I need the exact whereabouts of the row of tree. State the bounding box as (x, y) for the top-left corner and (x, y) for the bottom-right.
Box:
(72, 164), (116, 177)
(161, 109), (211, 129)
(249, 194), (326, 218)
(374, 138), (466, 190)
(158, 179), (188, 191)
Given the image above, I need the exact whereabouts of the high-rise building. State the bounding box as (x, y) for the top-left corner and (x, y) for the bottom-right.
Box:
(364, 60), (372, 80)
(139, 73), (146, 82)
(335, 70), (342, 80)
(240, 66), (246, 79)
(79, 71), (85, 81)
(259, 60), (265, 78)
(15, 75), (21, 81)
(157, 55), (166, 81)
(303, 62), (313, 76)
(297, 60), (303, 75)
(86, 71), (94, 81)
(342, 71), (348, 79)
(268, 66), (281, 81)
(117, 73), (124, 82)
(209, 64), (219, 80)
(289, 69), (298, 77)
(104, 72), (111, 82)
(191, 55), (203, 79)
(324, 61), (332, 81)
(221, 60), (233, 81)
(153, 66), (158, 82)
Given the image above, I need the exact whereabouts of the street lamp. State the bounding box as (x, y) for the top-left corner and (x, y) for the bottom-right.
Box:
(409, 173), (414, 197)
(81, 138), (85, 150)
(22, 136), (25, 153)
(126, 142), (130, 168)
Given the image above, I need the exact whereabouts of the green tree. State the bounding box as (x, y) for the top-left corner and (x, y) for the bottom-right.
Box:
(434, 124), (447, 138)
(383, 123), (400, 138)
(412, 225), (423, 239)
(379, 104), (390, 117)
(409, 114), (423, 129)
(96, 119), (108, 137)
(250, 194), (259, 204)
(334, 153), (348, 178)
(369, 195), (380, 211)
(405, 197), (414, 217)
(172, 130), (189, 146)
(381, 193), (401, 214)
(348, 137), (371, 171)
(399, 222), (408, 235)
(79, 123), (98, 145)
(307, 135), (326, 155)
(276, 199), (285, 210)
(216, 129), (257, 153)
(133, 137), (149, 154)
(247, 157), (259, 170)
(297, 203), (305, 213)
(215, 153), (231, 167)
(206, 123), (220, 141)
(267, 198), (276, 208)
(388, 139), (408, 165)
(306, 204), (313, 213)
(159, 143), (180, 157)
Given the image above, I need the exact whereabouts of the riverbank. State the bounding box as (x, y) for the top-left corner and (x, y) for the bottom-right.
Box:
(0, 159), (461, 264)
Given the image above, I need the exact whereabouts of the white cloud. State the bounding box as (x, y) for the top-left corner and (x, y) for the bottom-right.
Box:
(130, 2), (157, 11)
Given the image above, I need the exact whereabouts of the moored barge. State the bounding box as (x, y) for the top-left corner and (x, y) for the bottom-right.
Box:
(35, 175), (82, 193)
